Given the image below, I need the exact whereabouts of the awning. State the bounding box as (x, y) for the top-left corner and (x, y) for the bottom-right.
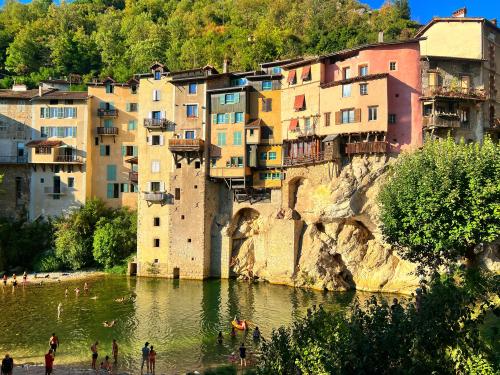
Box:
(322, 134), (339, 142)
(301, 65), (311, 80)
(25, 140), (62, 148)
(287, 70), (296, 84)
(294, 94), (305, 110)
(126, 156), (138, 164)
(246, 118), (263, 128)
(289, 118), (299, 131)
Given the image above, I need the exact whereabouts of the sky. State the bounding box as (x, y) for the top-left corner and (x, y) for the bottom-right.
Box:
(0, 0), (498, 25)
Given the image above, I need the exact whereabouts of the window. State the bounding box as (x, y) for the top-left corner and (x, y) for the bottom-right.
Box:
(262, 98), (272, 112)
(185, 131), (195, 139)
(271, 67), (281, 74)
(342, 67), (351, 79)
(150, 181), (161, 191)
(304, 117), (311, 130)
(269, 151), (277, 160)
(131, 85), (137, 94)
(217, 132), (226, 146)
(186, 104), (198, 118)
(67, 177), (74, 188)
(287, 70), (297, 84)
(104, 119), (113, 128)
(122, 145), (135, 156)
(153, 90), (160, 101)
(210, 158), (217, 167)
(342, 84), (351, 97)
(40, 178), (44, 183)
(260, 152), (267, 161)
(175, 188), (181, 200)
(360, 83), (368, 95)
(230, 78), (246, 87)
(359, 65), (368, 76)
(154, 71), (161, 80)
(100, 145), (111, 156)
(368, 106), (378, 121)
(195, 161), (200, 169)
(262, 81), (272, 91)
(153, 238), (160, 247)
(235, 112), (244, 123)
(154, 217), (160, 226)
(105, 84), (114, 94)
(341, 109), (355, 124)
(40, 107), (77, 119)
(230, 157), (243, 167)
(294, 95), (305, 111)
(216, 114), (225, 124)
(301, 66), (311, 81)
(388, 114), (396, 124)
(130, 184), (137, 193)
(389, 61), (397, 71)
(107, 165), (117, 181)
(127, 103), (138, 112)
(120, 183), (129, 193)
(107, 183), (119, 198)
(151, 135), (162, 145)
(262, 126), (273, 139)
(225, 93), (235, 103)
(324, 112), (331, 127)
(233, 131), (242, 145)
(151, 160), (160, 173)
(128, 120), (137, 130)
(50, 99), (58, 105)
(188, 83), (197, 94)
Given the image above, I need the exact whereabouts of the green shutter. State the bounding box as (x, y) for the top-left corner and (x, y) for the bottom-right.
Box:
(212, 114), (217, 124)
(107, 165), (117, 181)
(121, 146), (126, 156)
(128, 120), (136, 130)
(99, 101), (105, 109)
(224, 113), (230, 124)
(234, 92), (240, 103)
(126, 102), (131, 112)
(107, 183), (114, 198)
(122, 183), (129, 193)
(133, 146), (138, 156)
(100, 145), (106, 156)
(219, 95), (225, 105)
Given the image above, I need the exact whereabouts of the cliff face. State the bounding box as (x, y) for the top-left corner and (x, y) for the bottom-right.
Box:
(228, 156), (420, 294)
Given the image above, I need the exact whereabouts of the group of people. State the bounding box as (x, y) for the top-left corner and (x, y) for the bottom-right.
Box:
(217, 319), (261, 368)
(90, 339), (119, 373)
(140, 342), (157, 374)
(2, 272), (28, 291)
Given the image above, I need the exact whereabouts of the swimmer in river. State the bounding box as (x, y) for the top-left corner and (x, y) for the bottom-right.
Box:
(83, 282), (89, 293)
(22, 271), (27, 285)
(103, 320), (116, 328)
(114, 297), (125, 303)
(89, 296), (98, 300)
(57, 303), (63, 319)
(64, 288), (68, 297)
(75, 288), (80, 296)
(2, 274), (7, 288)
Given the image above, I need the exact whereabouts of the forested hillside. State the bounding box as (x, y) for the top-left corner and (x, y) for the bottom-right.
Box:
(0, 0), (417, 87)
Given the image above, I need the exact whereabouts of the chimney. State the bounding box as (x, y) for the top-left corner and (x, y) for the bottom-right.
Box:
(491, 19), (497, 26)
(39, 85), (42, 97)
(378, 31), (384, 43)
(12, 84), (27, 92)
(223, 58), (230, 73)
(452, 7), (467, 18)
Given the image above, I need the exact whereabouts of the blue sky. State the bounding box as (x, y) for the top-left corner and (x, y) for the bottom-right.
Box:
(0, 0), (498, 25)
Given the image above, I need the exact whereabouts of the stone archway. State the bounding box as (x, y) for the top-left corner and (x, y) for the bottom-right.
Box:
(228, 208), (260, 278)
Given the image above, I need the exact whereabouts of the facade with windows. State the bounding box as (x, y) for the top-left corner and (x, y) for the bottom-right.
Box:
(87, 78), (139, 208)
(28, 90), (91, 219)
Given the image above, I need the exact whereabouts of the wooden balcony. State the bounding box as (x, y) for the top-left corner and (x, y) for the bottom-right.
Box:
(97, 127), (119, 136)
(143, 192), (173, 204)
(44, 186), (68, 195)
(283, 152), (325, 166)
(97, 109), (118, 117)
(345, 141), (388, 155)
(422, 86), (486, 101)
(129, 171), (138, 183)
(54, 155), (83, 163)
(423, 114), (461, 128)
(210, 167), (250, 178)
(168, 138), (204, 152)
(0, 155), (27, 164)
(144, 118), (175, 131)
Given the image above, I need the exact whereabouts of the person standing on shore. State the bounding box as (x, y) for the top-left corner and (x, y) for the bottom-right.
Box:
(90, 341), (98, 370)
(112, 339), (118, 363)
(49, 333), (59, 356)
(239, 343), (247, 367)
(44, 349), (54, 375)
(140, 342), (150, 374)
(2, 274), (7, 288)
(149, 345), (156, 374)
(22, 271), (27, 286)
(84, 282), (89, 294)
(1, 354), (13, 375)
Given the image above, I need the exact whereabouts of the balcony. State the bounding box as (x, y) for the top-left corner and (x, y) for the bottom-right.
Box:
(422, 86), (486, 101)
(345, 141), (388, 155)
(54, 154), (83, 163)
(144, 118), (175, 131)
(283, 152), (325, 166)
(143, 192), (173, 204)
(423, 114), (461, 129)
(168, 138), (204, 152)
(97, 109), (118, 117)
(97, 127), (119, 136)
(129, 171), (138, 183)
(0, 156), (27, 164)
(44, 186), (68, 196)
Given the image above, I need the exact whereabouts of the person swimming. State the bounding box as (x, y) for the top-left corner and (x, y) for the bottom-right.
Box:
(75, 288), (80, 296)
(57, 303), (63, 319)
(84, 282), (89, 293)
(64, 288), (68, 297)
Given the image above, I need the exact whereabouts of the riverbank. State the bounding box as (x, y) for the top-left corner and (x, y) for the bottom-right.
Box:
(3, 270), (106, 286)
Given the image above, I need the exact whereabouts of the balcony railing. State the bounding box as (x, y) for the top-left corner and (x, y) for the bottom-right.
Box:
(144, 118), (176, 131)
(55, 155), (83, 163)
(97, 109), (118, 117)
(345, 141), (388, 155)
(283, 152), (325, 166)
(143, 192), (173, 203)
(422, 86), (487, 101)
(44, 186), (68, 195)
(129, 171), (138, 183)
(97, 127), (119, 135)
(168, 138), (204, 152)
(0, 156), (27, 164)
(423, 114), (461, 128)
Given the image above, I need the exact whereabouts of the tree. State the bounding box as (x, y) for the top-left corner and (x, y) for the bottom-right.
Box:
(378, 137), (500, 272)
(93, 208), (137, 269)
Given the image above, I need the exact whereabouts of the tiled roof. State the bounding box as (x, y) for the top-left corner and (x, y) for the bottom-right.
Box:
(26, 140), (62, 147)
(0, 89), (41, 99)
(34, 91), (90, 100)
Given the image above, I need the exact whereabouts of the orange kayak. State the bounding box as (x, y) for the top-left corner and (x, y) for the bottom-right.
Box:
(232, 320), (247, 330)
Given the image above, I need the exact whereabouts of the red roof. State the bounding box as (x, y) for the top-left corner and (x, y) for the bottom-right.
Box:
(294, 95), (305, 111)
(289, 119), (299, 131)
(26, 140), (62, 148)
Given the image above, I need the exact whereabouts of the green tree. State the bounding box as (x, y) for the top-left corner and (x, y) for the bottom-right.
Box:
(93, 208), (137, 269)
(378, 137), (500, 272)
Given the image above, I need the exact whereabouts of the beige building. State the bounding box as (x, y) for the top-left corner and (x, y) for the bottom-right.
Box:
(27, 90), (91, 219)
(0, 86), (34, 218)
(87, 78), (139, 209)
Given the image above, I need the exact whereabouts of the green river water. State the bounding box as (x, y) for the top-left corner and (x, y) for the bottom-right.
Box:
(0, 275), (392, 373)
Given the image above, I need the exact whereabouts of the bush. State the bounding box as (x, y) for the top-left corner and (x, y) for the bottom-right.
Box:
(33, 250), (65, 272)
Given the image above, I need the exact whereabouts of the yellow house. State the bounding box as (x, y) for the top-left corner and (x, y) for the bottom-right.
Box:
(28, 90), (91, 219)
(87, 78), (139, 209)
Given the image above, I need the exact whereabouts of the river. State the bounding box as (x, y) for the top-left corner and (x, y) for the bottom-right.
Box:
(0, 275), (393, 373)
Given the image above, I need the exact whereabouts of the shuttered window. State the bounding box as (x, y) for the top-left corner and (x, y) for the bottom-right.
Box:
(324, 112), (331, 127)
(128, 120), (137, 130)
(233, 131), (242, 145)
(294, 95), (305, 111)
(287, 70), (297, 84)
(262, 98), (272, 112)
(106, 165), (117, 181)
(217, 132), (226, 146)
(289, 118), (299, 131)
(301, 66), (311, 81)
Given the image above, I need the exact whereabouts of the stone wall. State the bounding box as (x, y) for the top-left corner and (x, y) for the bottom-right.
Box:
(0, 164), (30, 219)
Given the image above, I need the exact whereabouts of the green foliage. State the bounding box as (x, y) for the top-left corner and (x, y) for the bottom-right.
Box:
(258, 269), (499, 374)
(378, 137), (500, 272)
(0, 0), (419, 84)
(93, 208), (137, 269)
(32, 249), (64, 272)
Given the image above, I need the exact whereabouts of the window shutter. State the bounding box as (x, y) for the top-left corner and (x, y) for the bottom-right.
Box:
(146, 182), (151, 192)
(133, 146), (138, 156)
(152, 90), (156, 101)
(230, 112), (235, 123)
(161, 111), (166, 119)
(212, 114), (217, 124)
(224, 113), (230, 124)
(100, 145), (105, 156)
(99, 101), (105, 109)
(107, 183), (114, 198)
(354, 109), (361, 122)
(147, 136), (152, 145)
(123, 183), (129, 193)
(234, 93), (240, 103)
(107, 165), (117, 181)
(219, 95), (225, 105)
(121, 146), (126, 156)
(160, 182), (165, 192)
(335, 111), (341, 125)
(126, 103), (131, 111)
(159, 135), (164, 145)
(148, 111), (152, 119)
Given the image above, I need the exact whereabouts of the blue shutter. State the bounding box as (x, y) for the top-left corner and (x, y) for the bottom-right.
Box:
(100, 145), (105, 156)
(122, 183), (129, 193)
(107, 183), (114, 198)
(132, 146), (138, 156)
(121, 146), (126, 156)
(219, 95), (225, 105)
(234, 93), (240, 103)
(126, 103), (131, 111)
(224, 113), (230, 124)
(107, 165), (117, 181)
